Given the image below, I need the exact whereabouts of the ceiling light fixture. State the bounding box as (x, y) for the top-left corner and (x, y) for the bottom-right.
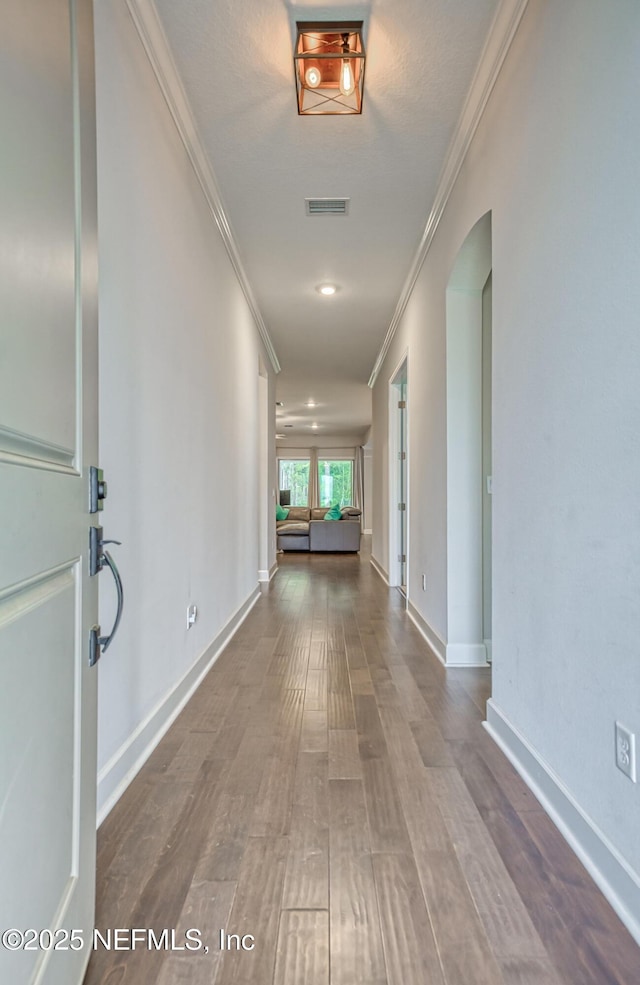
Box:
(306, 400), (317, 407)
(294, 22), (366, 116)
(311, 423), (319, 429)
(317, 284), (337, 296)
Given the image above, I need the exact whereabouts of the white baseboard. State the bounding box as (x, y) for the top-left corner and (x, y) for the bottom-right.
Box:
(406, 604), (489, 668)
(446, 642), (489, 666)
(97, 587), (261, 825)
(258, 560), (278, 583)
(407, 602), (446, 665)
(485, 699), (640, 947)
(370, 554), (389, 585)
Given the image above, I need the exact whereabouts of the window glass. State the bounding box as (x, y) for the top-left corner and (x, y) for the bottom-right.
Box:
(318, 460), (353, 507)
(278, 459), (310, 506)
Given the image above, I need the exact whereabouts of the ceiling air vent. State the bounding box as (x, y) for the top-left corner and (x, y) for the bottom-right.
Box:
(305, 197), (349, 216)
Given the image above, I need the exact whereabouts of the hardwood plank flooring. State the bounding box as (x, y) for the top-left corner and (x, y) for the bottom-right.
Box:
(84, 541), (640, 984)
(273, 910), (329, 985)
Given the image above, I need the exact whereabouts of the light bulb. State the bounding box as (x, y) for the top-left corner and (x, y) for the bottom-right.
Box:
(305, 65), (321, 89)
(339, 58), (355, 96)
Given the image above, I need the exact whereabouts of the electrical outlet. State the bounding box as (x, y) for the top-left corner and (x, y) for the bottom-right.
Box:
(422, 573), (427, 591)
(187, 604), (198, 629)
(615, 722), (636, 782)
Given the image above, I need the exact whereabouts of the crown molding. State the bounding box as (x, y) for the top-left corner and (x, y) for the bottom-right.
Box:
(125, 0), (281, 374)
(368, 0), (530, 388)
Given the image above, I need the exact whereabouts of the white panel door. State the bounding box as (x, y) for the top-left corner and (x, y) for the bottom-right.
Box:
(0, 1), (99, 983)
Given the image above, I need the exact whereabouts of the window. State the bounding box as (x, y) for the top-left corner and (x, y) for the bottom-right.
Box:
(318, 459), (353, 507)
(278, 459), (310, 506)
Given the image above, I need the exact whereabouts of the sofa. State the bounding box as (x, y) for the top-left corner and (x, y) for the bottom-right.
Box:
(277, 506), (361, 552)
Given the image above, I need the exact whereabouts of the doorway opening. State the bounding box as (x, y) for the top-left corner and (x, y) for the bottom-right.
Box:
(257, 364), (271, 582)
(389, 356), (408, 598)
(445, 211), (492, 665)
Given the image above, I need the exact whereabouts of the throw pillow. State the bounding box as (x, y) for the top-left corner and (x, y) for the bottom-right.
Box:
(324, 504), (341, 520)
(276, 503), (289, 521)
(341, 506), (362, 518)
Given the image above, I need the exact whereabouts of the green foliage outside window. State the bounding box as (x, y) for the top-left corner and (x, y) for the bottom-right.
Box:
(318, 460), (353, 507)
(278, 458), (354, 508)
(279, 460), (309, 506)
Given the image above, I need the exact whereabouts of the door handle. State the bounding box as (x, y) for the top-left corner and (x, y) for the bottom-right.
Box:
(98, 549), (123, 652)
(88, 526), (124, 665)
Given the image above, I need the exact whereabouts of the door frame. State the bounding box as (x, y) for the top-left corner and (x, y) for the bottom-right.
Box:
(388, 352), (409, 598)
(445, 211), (492, 666)
(257, 364), (271, 582)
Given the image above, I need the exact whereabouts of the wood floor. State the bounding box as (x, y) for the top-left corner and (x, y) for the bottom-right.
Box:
(84, 542), (640, 985)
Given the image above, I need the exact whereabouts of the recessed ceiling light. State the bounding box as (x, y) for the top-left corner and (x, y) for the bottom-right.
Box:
(317, 284), (337, 296)
(276, 401), (284, 406)
(306, 400), (316, 407)
(276, 433), (285, 438)
(311, 423), (319, 429)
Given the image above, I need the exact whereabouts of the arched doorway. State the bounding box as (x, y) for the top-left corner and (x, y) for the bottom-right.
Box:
(445, 212), (492, 665)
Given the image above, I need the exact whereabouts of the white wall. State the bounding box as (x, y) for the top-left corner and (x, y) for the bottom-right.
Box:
(276, 435), (366, 450)
(94, 0), (276, 818)
(371, 0), (640, 936)
(276, 443), (358, 456)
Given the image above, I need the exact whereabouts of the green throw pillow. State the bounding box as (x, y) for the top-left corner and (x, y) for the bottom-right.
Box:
(276, 503), (289, 521)
(324, 504), (341, 520)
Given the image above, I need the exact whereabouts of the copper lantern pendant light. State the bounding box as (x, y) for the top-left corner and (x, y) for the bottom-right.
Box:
(294, 22), (366, 115)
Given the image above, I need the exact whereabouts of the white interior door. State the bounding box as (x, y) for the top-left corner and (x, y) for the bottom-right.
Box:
(0, 2), (99, 983)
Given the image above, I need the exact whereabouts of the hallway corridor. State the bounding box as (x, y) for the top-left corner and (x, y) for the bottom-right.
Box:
(85, 544), (640, 985)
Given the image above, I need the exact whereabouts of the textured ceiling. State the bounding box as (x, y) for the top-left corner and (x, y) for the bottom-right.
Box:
(152, 0), (501, 440)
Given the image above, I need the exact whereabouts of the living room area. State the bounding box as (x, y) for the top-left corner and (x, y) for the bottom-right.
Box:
(275, 437), (372, 553)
